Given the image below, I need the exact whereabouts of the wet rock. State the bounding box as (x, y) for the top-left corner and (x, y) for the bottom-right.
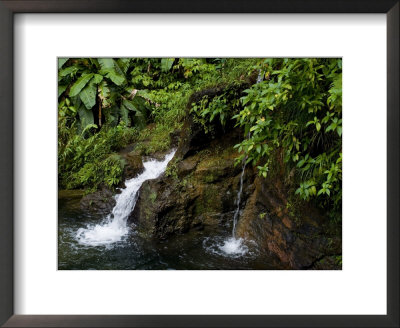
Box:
(235, 170), (342, 270)
(58, 189), (85, 212)
(124, 96), (341, 269)
(128, 129), (245, 239)
(122, 151), (144, 180)
(80, 187), (116, 216)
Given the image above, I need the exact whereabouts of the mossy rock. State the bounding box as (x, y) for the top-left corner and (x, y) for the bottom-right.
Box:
(122, 152), (144, 180)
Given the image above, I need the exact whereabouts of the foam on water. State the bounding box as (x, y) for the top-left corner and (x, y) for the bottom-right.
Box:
(202, 236), (250, 258)
(219, 237), (248, 255)
(76, 150), (176, 247)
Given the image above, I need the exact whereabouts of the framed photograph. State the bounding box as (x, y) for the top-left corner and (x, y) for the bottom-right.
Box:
(1, 1), (398, 327)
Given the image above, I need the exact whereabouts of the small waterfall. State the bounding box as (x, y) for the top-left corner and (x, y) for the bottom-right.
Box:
(232, 159), (246, 237)
(216, 155), (248, 256)
(216, 70), (264, 256)
(76, 149), (176, 246)
(256, 69), (264, 84)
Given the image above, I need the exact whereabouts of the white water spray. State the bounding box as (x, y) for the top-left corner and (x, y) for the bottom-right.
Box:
(76, 150), (176, 246)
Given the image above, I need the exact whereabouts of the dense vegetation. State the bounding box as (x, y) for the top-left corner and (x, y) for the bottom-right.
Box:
(58, 58), (341, 219)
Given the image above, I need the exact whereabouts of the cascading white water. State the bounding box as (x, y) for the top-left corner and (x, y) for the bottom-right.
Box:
(217, 70), (264, 256)
(76, 149), (176, 246)
(218, 159), (248, 256)
(232, 160), (246, 237)
(256, 69), (264, 84)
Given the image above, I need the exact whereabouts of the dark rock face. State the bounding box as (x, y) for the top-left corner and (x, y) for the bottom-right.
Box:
(129, 129), (245, 239)
(122, 152), (144, 180)
(125, 101), (341, 269)
(79, 150), (145, 215)
(80, 187), (116, 216)
(128, 114), (341, 269)
(235, 174), (342, 270)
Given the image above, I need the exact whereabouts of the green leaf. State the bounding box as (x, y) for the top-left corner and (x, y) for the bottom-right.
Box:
(122, 99), (137, 112)
(69, 73), (94, 97)
(116, 58), (131, 74)
(59, 66), (79, 78)
(297, 159), (305, 168)
(58, 85), (67, 97)
(161, 58), (175, 72)
(100, 68), (125, 86)
(78, 104), (94, 129)
(119, 104), (130, 126)
(58, 58), (69, 69)
(92, 74), (103, 84)
(326, 124), (334, 132)
(79, 82), (97, 109)
(98, 58), (115, 69)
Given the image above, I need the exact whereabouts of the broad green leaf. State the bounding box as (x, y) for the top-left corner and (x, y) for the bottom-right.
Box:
(79, 82), (97, 109)
(78, 104), (94, 129)
(98, 58), (115, 69)
(58, 58), (69, 69)
(92, 74), (103, 84)
(59, 66), (79, 78)
(117, 58), (131, 74)
(58, 85), (67, 97)
(69, 73), (94, 97)
(100, 68), (125, 86)
(161, 58), (175, 72)
(122, 99), (137, 112)
(119, 104), (130, 126)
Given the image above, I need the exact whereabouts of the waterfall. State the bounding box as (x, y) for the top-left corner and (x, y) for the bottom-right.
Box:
(256, 69), (264, 84)
(76, 149), (176, 246)
(216, 70), (264, 256)
(232, 159), (246, 237)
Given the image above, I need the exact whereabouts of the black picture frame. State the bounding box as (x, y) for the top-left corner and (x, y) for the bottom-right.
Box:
(0, 1), (398, 327)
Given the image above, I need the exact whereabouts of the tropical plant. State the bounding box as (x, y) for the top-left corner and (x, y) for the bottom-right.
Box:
(233, 58), (342, 215)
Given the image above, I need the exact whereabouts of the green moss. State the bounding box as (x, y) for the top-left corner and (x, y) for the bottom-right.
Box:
(135, 122), (182, 156)
(204, 173), (216, 183)
(149, 191), (157, 203)
(259, 212), (267, 219)
(165, 159), (179, 180)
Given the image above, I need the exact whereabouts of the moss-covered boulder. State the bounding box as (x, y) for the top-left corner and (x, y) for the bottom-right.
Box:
(122, 151), (144, 180)
(128, 128), (248, 239)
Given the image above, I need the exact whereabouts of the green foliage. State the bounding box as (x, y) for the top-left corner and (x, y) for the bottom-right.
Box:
(161, 58), (175, 72)
(233, 58), (342, 216)
(165, 159), (179, 180)
(149, 192), (157, 203)
(58, 58), (152, 130)
(58, 57), (342, 223)
(58, 122), (137, 190)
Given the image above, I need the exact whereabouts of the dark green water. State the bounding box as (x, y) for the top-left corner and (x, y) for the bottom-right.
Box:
(58, 196), (280, 270)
